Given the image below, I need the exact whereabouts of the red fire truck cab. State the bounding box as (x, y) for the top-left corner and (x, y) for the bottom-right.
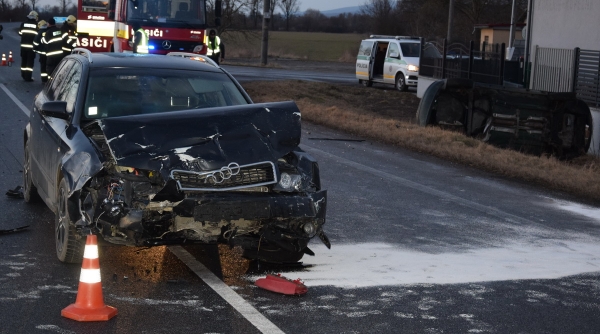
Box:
(77, 0), (218, 54)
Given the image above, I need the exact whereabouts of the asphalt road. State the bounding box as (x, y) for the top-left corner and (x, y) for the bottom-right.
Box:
(2, 22), (600, 334)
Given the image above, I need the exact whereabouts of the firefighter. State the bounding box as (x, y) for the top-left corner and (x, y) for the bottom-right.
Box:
(61, 15), (78, 55)
(33, 20), (48, 83)
(132, 22), (149, 54)
(19, 11), (38, 82)
(42, 19), (63, 80)
(206, 29), (224, 65)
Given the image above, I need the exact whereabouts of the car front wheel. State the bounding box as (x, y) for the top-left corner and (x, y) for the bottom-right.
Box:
(396, 74), (407, 91)
(23, 140), (40, 203)
(360, 79), (373, 87)
(55, 178), (85, 263)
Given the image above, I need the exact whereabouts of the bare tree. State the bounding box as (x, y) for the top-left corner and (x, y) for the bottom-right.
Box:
(360, 0), (398, 34)
(59, 0), (71, 15)
(279, 0), (299, 31)
(268, 0), (278, 28)
(250, 0), (262, 28)
(30, 0), (37, 11)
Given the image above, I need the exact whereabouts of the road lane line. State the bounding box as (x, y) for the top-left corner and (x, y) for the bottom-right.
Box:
(0, 83), (30, 117)
(303, 145), (539, 227)
(168, 246), (285, 334)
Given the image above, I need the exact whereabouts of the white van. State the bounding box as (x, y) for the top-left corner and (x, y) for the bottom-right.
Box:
(356, 35), (421, 91)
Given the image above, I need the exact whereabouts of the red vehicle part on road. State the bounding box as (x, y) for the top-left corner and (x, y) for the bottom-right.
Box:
(255, 274), (308, 296)
(77, 0), (218, 54)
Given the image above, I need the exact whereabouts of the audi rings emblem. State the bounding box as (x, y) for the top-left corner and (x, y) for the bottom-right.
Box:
(205, 163), (241, 184)
(162, 40), (172, 49)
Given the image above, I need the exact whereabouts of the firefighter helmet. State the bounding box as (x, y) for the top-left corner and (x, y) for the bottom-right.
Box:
(66, 15), (77, 24)
(28, 11), (38, 19)
(38, 20), (47, 29)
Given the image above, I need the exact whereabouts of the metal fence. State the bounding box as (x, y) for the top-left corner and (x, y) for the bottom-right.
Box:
(574, 49), (600, 107)
(531, 46), (576, 93)
(419, 40), (520, 86)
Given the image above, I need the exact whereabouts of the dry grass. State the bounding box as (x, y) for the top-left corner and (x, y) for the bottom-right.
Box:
(243, 80), (600, 204)
(223, 31), (367, 62)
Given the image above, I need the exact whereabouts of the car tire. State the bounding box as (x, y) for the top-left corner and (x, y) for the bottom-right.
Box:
(23, 140), (41, 203)
(55, 178), (85, 263)
(396, 73), (407, 92)
(361, 79), (373, 87)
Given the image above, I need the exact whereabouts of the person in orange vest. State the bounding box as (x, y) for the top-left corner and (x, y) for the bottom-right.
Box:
(19, 11), (38, 81)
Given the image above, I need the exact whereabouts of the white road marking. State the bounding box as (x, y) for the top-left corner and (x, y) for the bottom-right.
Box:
(0, 83), (30, 117)
(168, 246), (285, 334)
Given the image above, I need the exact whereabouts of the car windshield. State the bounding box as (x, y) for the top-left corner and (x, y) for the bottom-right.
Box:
(83, 68), (249, 119)
(400, 43), (420, 58)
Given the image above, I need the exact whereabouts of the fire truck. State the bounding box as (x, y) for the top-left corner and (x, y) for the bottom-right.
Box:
(76, 0), (221, 54)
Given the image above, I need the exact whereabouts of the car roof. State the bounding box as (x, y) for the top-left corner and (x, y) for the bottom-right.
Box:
(66, 52), (223, 73)
(363, 38), (420, 43)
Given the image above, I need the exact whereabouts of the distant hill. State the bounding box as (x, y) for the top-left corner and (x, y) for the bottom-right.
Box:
(319, 6), (362, 17)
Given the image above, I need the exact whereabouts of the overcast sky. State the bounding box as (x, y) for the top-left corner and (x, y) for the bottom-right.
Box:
(298, 0), (364, 12)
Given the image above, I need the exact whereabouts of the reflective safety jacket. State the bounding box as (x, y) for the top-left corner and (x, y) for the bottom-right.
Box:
(133, 28), (149, 54)
(207, 36), (223, 57)
(33, 28), (47, 56)
(42, 26), (64, 62)
(19, 18), (38, 49)
(61, 24), (78, 53)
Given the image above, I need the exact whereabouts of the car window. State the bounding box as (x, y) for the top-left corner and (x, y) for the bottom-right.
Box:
(83, 69), (249, 119)
(387, 42), (400, 58)
(358, 41), (374, 57)
(400, 43), (420, 58)
(45, 60), (74, 100)
(55, 62), (82, 113)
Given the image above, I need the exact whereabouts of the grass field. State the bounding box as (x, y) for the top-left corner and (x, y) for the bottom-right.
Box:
(223, 31), (367, 62)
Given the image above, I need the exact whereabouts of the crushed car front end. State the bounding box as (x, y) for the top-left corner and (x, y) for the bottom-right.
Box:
(76, 101), (329, 263)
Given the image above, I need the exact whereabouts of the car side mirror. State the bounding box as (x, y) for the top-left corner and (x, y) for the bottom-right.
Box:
(41, 101), (70, 120)
(389, 52), (399, 59)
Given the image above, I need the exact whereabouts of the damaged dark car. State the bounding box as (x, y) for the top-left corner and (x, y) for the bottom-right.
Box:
(24, 50), (329, 264)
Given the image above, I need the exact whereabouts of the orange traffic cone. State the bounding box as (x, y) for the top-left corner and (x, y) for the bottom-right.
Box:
(61, 235), (118, 321)
(8, 51), (13, 63)
(1, 54), (6, 66)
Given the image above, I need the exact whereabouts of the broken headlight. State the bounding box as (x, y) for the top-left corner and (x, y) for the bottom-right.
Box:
(275, 172), (302, 192)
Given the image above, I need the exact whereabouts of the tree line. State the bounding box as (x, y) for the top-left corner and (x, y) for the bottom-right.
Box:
(2, 0), (529, 45)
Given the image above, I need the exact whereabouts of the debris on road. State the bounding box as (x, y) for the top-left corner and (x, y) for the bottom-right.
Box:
(0, 225), (29, 235)
(255, 274), (308, 295)
(5, 186), (24, 199)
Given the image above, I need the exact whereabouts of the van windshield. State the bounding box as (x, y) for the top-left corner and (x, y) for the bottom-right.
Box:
(400, 43), (420, 57)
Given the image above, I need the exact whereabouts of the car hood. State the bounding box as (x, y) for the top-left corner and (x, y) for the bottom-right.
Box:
(404, 57), (419, 67)
(99, 101), (301, 174)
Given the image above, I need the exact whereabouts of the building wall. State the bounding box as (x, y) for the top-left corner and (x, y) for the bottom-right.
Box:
(480, 29), (523, 50)
(530, 0), (600, 50)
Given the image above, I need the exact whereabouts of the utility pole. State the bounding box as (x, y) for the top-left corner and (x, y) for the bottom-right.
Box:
(447, 0), (454, 43)
(261, 0), (271, 65)
(507, 0), (517, 60)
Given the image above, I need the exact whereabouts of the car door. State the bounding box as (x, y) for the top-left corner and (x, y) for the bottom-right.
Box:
(385, 42), (401, 84)
(356, 40), (375, 82)
(47, 60), (83, 205)
(30, 60), (74, 202)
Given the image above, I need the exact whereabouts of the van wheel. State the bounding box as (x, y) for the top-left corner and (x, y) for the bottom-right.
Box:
(396, 74), (407, 91)
(360, 79), (372, 87)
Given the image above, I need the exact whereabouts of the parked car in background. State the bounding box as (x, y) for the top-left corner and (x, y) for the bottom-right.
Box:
(356, 35), (422, 91)
(24, 50), (329, 264)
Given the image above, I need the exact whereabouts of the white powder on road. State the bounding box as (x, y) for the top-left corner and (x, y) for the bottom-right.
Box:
(274, 241), (600, 287)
